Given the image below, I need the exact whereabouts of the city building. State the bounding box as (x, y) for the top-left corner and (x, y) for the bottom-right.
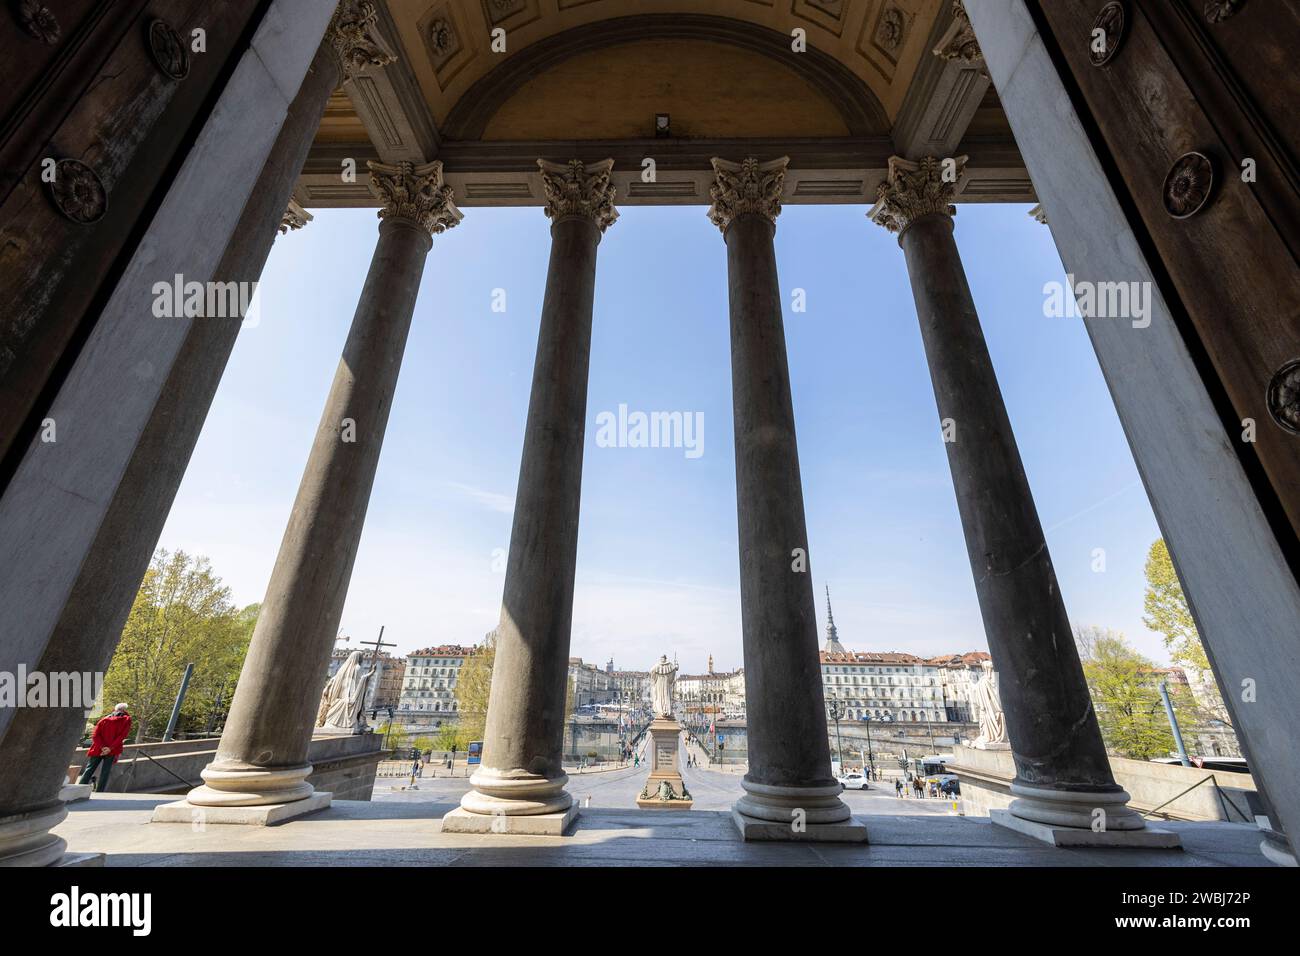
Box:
(818, 588), (990, 724)
(567, 657), (617, 707)
(398, 645), (476, 717)
(609, 669), (650, 706)
(676, 656), (745, 719)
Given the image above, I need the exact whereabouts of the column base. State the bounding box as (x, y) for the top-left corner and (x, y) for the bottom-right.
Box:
(0, 803), (68, 867)
(732, 808), (869, 843)
(991, 808), (1180, 848)
(730, 778), (867, 843)
(1006, 780), (1151, 831)
(152, 791), (332, 826)
(441, 805), (580, 836)
(1259, 830), (1297, 867)
(183, 762), (315, 807)
(59, 783), (93, 803)
(459, 767), (574, 816)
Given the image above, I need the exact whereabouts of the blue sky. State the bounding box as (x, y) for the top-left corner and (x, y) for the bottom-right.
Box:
(158, 199), (1168, 672)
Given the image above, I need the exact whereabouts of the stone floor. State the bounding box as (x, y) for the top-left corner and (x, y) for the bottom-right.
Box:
(54, 764), (1273, 866)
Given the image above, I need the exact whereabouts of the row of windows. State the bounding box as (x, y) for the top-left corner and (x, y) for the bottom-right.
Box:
(822, 666), (943, 675)
(836, 709), (942, 721)
(823, 675), (939, 686)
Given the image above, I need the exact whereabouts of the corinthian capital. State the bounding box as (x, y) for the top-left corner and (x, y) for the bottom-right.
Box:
(868, 155), (967, 235)
(326, 0), (398, 82)
(368, 160), (463, 235)
(537, 158), (618, 232)
(707, 156), (788, 233)
(932, 1), (986, 75)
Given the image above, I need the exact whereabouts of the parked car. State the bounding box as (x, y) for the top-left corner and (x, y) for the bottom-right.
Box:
(837, 772), (870, 791)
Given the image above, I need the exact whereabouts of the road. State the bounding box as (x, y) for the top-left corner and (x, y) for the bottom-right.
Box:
(374, 733), (960, 818)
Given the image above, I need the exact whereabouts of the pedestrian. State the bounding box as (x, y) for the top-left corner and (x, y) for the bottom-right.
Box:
(77, 703), (131, 792)
(894, 778), (903, 798)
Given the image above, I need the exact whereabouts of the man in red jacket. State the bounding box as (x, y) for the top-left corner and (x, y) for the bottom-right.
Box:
(77, 703), (131, 792)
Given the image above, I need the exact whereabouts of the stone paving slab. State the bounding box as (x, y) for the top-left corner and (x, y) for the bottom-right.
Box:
(49, 792), (1274, 866)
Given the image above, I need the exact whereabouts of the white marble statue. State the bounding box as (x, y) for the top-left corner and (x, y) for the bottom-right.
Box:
(971, 658), (1008, 748)
(650, 655), (677, 718)
(317, 650), (376, 734)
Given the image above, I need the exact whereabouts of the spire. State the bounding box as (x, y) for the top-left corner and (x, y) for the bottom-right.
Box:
(824, 584), (846, 655)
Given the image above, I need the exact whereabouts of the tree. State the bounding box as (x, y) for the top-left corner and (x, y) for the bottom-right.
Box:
(1142, 539), (1234, 734)
(453, 634), (495, 742)
(101, 550), (253, 742)
(1076, 626), (1175, 760)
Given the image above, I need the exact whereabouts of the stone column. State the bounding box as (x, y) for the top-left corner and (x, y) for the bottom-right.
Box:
(708, 157), (864, 842)
(0, 0), (396, 866)
(442, 159), (616, 836)
(869, 155), (1174, 847)
(157, 160), (461, 824)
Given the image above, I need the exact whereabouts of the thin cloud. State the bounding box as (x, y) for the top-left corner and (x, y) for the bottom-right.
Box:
(444, 481), (515, 514)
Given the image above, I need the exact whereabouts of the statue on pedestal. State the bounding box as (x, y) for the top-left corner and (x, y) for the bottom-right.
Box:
(970, 659), (1008, 749)
(636, 654), (692, 810)
(650, 654), (677, 718)
(317, 650), (376, 734)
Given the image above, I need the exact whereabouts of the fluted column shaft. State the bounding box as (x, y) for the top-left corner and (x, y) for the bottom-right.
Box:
(455, 159), (616, 822)
(188, 161), (459, 808)
(709, 157), (854, 832)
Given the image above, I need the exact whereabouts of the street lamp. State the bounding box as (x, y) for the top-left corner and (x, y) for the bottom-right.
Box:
(827, 698), (845, 775)
(863, 713), (875, 778)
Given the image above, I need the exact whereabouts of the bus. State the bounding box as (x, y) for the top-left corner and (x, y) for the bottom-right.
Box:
(912, 754), (951, 782)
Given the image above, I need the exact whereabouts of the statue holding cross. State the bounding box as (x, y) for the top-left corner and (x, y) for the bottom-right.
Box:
(316, 627), (393, 735)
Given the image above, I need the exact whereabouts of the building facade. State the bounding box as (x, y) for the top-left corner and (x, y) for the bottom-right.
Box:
(567, 658), (617, 708)
(398, 645), (476, 717)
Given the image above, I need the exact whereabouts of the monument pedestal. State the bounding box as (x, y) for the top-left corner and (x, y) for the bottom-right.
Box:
(636, 718), (692, 810)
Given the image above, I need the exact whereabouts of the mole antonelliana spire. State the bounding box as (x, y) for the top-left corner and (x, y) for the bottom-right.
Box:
(824, 584), (846, 655)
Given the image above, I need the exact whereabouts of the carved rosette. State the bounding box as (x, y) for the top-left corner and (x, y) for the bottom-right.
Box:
(707, 156), (789, 233)
(1205, 0), (1245, 23)
(16, 0), (60, 44)
(868, 155), (967, 235)
(367, 160), (462, 235)
(1266, 359), (1300, 435)
(537, 158), (619, 232)
(932, 1), (986, 76)
(326, 0), (398, 82)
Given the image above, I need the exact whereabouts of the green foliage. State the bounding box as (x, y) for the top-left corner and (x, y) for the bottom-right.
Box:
(101, 550), (256, 742)
(452, 633), (495, 743)
(1142, 539), (1233, 732)
(1076, 626), (1175, 760)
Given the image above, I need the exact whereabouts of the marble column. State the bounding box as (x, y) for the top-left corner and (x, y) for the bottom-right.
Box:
(869, 155), (1174, 847)
(161, 160), (460, 823)
(0, 0), (394, 865)
(709, 157), (864, 842)
(442, 159), (616, 836)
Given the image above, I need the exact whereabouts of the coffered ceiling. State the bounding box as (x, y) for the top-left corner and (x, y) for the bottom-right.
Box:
(294, 0), (1033, 209)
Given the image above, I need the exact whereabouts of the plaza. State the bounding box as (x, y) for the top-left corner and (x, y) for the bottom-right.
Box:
(0, 0), (1297, 872)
